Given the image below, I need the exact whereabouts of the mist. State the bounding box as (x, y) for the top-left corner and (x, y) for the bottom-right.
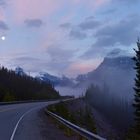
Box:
(55, 56), (135, 132)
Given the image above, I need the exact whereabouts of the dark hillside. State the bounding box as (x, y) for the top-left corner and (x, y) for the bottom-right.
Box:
(0, 66), (60, 102)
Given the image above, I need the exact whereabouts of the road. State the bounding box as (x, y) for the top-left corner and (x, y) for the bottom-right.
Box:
(0, 101), (59, 140)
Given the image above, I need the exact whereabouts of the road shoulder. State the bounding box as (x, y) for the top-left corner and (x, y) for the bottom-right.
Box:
(14, 107), (77, 140)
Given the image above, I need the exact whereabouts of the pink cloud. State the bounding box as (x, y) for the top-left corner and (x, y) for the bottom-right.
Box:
(9, 0), (65, 23)
(95, 0), (110, 6)
(65, 60), (101, 77)
(0, 7), (5, 21)
(72, 0), (110, 9)
(8, 0), (110, 24)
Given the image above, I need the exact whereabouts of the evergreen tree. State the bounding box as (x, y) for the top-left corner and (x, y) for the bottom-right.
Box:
(132, 39), (140, 135)
(0, 66), (60, 101)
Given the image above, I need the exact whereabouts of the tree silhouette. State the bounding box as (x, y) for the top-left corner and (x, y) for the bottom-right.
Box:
(132, 39), (140, 135)
(0, 66), (60, 101)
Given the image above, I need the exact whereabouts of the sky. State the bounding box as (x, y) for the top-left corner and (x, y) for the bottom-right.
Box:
(0, 0), (140, 77)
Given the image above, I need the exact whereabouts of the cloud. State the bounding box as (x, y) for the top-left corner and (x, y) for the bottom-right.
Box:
(12, 56), (51, 74)
(9, 0), (63, 24)
(101, 8), (117, 15)
(81, 45), (108, 59)
(107, 48), (131, 58)
(24, 19), (43, 28)
(9, 0), (111, 24)
(44, 45), (76, 75)
(59, 22), (71, 29)
(2, 0), (138, 78)
(81, 15), (140, 59)
(95, 15), (140, 47)
(66, 59), (100, 77)
(74, 0), (111, 10)
(62, 17), (101, 40)
(107, 48), (121, 57)
(46, 45), (75, 62)
(14, 57), (41, 62)
(0, 20), (9, 30)
(113, 0), (139, 4)
(69, 29), (87, 40)
(0, 0), (6, 6)
(7, 55), (61, 75)
(78, 18), (101, 30)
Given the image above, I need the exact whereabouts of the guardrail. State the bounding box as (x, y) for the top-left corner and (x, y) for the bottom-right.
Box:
(0, 98), (74, 106)
(46, 110), (107, 140)
(0, 100), (49, 105)
(0, 99), (59, 105)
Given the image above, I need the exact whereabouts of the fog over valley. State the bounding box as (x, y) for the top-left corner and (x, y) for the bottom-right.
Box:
(0, 0), (140, 139)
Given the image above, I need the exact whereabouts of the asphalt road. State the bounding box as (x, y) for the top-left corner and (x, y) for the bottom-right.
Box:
(0, 101), (59, 140)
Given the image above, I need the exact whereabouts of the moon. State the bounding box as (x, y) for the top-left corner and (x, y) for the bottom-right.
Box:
(1, 36), (6, 41)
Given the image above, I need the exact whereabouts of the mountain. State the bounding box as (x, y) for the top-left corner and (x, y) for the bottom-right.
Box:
(36, 72), (74, 87)
(15, 67), (26, 76)
(87, 56), (134, 81)
(36, 72), (60, 85)
(14, 56), (135, 99)
(84, 56), (135, 130)
(47, 56), (135, 98)
(76, 56), (135, 100)
(14, 67), (75, 87)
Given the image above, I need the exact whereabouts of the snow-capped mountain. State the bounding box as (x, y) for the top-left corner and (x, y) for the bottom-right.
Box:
(36, 72), (74, 87)
(14, 56), (135, 99)
(75, 56), (135, 100)
(15, 67), (26, 76)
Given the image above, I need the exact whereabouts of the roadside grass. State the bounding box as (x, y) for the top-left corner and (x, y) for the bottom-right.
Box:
(46, 100), (97, 139)
(45, 110), (86, 139)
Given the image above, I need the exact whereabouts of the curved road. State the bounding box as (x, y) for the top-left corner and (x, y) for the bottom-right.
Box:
(0, 101), (59, 140)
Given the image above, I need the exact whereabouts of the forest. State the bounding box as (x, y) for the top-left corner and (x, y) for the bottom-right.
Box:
(85, 41), (140, 139)
(85, 84), (134, 134)
(0, 66), (60, 102)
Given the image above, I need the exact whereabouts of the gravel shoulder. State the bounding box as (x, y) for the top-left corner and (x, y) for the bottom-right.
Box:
(14, 107), (78, 140)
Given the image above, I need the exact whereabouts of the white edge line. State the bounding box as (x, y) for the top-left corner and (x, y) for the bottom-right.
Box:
(10, 99), (73, 140)
(10, 106), (41, 140)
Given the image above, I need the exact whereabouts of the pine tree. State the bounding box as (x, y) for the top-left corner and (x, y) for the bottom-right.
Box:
(133, 39), (140, 135)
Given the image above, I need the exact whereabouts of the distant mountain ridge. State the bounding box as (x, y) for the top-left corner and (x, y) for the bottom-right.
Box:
(14, 56), (135, 99)
(75, 56), (133, 82)
(15, 67), (26, 76)
(36, 72), (74, 87)
(87, 56), (134, 80)
(36, 72), (61, 85)
(76, 56), (135, 100)
(96, 56), (134, 69)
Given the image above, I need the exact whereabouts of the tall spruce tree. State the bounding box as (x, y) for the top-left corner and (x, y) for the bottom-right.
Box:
(133, 39), (140, 135)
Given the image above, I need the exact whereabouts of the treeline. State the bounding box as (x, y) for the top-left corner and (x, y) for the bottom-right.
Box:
(0, 66), (60, 102)
(85, 84), (133, 133)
